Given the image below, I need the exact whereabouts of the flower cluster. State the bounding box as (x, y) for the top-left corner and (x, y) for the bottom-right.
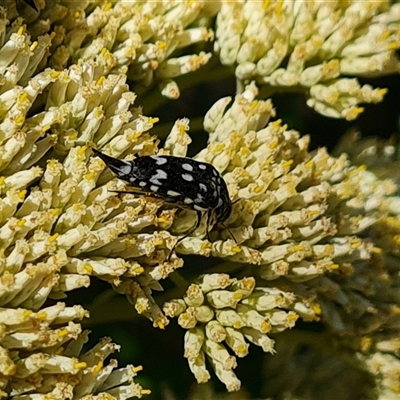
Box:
(164, 274), (298, 391)
(6, 0), (216, 99)
(1, 1), (400, 399)
(215, 1), (400, 119)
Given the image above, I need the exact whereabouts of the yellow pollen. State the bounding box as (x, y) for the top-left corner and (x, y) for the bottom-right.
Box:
(201, 242), (212, 250)
(330, 264), (339, 270)
(18, 92), (28, 103)
(132, 365), (143, 373)
(78, 146), (87, 155)
(293, 245), (304, 251)
(392, 306), (400, 314)
(282, 160), (293, 168)
(215, 144), (225, 152)
(149, 117), (159, 124)
(51, 209), (60, 216)
(69, 132), (78, 140)
(250, 100), (259, 109)
(253, 185), (264, 193)
(261, 321), (270, 332)
(101, 48), (108, 56)
(16, 219), (26, 227)
(57, 329), (69, 338)
(231, 246), (242, 253)
(49, 233), (59, 243)
(157, 41), (167, 49)
(271, 119), (282, 127)
(30, 41), (38, 51)
(104, 2), (113, 11)
(134, 267), (144, 274)
(74, 362), (87, 370)
(17, 26), (25, 35)
(18, 190), (27, 200)
(84, 264), (93, 273)
(305, 160), (314, 168)
(157, 320), (165, 329)
(312, 304), (322, 315)
(42, 125), (51, 133)
(233, 292), (243, 300)
(288, 314), (299, 322)
(86, 172), (95, 180)
(233, 321), (242, 329)
(269, 140), (278, 149)
(96, 76), (106, 86)
(141, 389), (152, 395)
(50, 71), (60, 79)
(388, 42), (400, 50)
(15, 115), (25, 124)
(377, 88), (388, 97)
(36, 312), (47, 319)
(94, 361), (103, 373)
(372, 246), (382, 254)
(153, 239), (164, 246)
(23, 310), (33, 317)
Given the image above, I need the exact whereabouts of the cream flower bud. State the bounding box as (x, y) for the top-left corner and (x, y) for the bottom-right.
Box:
(184, 284), (204, 307)
(241, 327), (275, 354)
(204, 339), (237, 370)
(200, 274), (233, 293)
(209, 358), (241, 392)
(206, 290), (243, 309)
(184, 328), (205, 360)
(205, 321), (226, 343)
(188, 352), (210, 384)
(225, 327), (249, 358)
(215, 310), (245, 329)
(194, 306), (214, 323)
(163, 299), (187, 318)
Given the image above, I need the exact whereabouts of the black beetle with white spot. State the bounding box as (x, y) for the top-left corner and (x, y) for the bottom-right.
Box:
(92, 149), (232, 236)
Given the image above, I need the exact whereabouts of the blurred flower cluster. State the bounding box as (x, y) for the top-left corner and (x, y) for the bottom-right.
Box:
(0, 1), (400, 399)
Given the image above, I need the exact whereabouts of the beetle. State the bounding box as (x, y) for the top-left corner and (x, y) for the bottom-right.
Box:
(92, 149), (232, 237)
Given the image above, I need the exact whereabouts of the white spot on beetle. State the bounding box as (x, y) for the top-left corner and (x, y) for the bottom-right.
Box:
(151, 156), (168, 165)
(182, 173), (194, 181)
(217, 198), (223, 207)
(184, 197), (193, 204)
(198, 164), (207, 170)
(139, 181), (147, 187)
(167, 190), (180, 197)
(150, 178), (162, 185)
(194, 204), (207, 211)
(182, 163), (193, 171)
(150, 185), (159, 192)
(199, 183), (207, 192)
(118, 165), (132, 175)
(153, 169), (168, 180)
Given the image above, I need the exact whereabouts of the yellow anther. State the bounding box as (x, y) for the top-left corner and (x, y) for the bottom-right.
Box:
(74, 362), (87, 370)
(84, 264), (93, 273)
(49, 233), (59, 243)
(57, 329), (69, 338)
(16, 219), (26, 227)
